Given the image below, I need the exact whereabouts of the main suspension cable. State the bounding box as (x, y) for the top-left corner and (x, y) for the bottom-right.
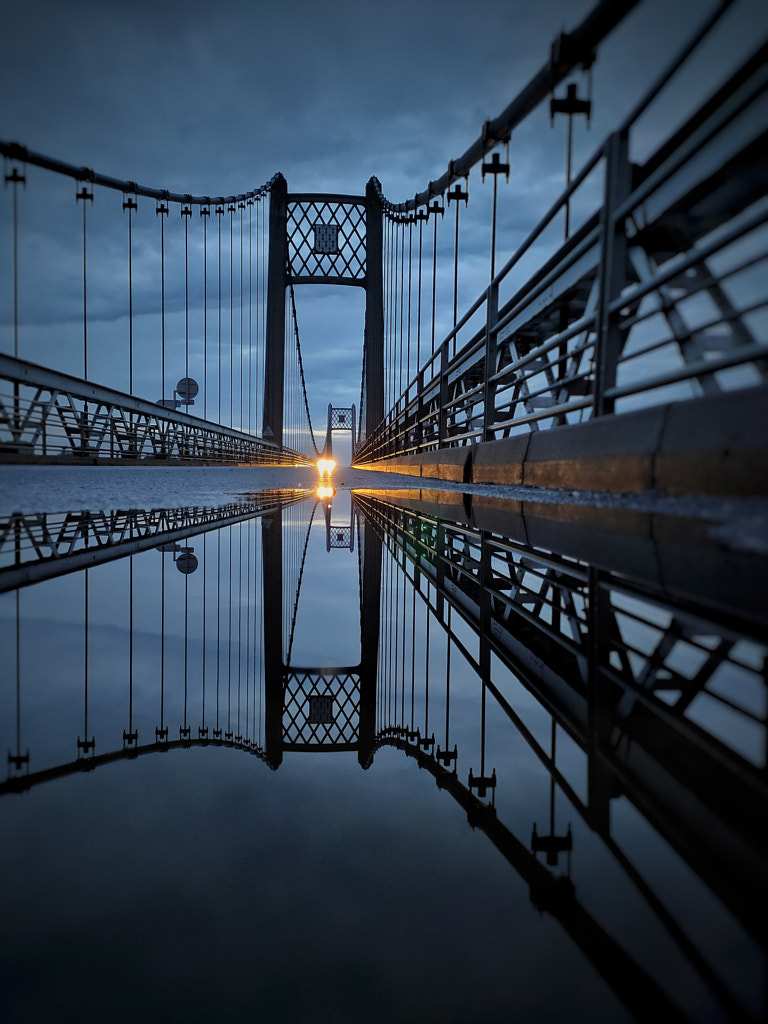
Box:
(288, 282), (320, 457)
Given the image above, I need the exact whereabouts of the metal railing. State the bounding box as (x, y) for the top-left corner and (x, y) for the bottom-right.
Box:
(357, 9), (767, 463)
(0, 353), (312, 465)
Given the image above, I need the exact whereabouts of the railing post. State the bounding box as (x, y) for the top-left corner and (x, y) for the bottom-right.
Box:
(263, 174), (287, 446)
(483, 282), (499, 442)
(417, 368), (425, 451)
(586, 566), (612, 833)
(438, 340), (449, 447)
(594, 130), (631, 416)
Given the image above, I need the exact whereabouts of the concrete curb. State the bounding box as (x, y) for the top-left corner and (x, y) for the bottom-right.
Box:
(356, 386), (768, 496)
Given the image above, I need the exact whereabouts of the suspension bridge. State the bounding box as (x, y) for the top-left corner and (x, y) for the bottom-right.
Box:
(1, 2), (767, 1019)
(1, 0), (764, 489)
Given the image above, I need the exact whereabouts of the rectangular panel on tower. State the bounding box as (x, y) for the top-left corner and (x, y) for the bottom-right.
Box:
(313, 222), (339, 254)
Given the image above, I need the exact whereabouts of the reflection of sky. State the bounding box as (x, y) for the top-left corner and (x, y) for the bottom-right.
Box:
(1, 481), (766, 1021)
(0, 748), (630, 1023)
(291, 491), (361, 667)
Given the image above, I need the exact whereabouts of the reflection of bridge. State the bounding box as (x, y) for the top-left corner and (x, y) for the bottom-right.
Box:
(2, 489), (766, 1021)
(2, 2), (765, 490)
(355, 489), (768, 950)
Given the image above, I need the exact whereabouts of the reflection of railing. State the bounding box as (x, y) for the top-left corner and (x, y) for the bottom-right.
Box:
(0, 491), (314, 592)
(357, 23), (768, 463)
(0, 736), (267, 795)
(355, 490), (768, 952)
(377, 733), (690, 1022)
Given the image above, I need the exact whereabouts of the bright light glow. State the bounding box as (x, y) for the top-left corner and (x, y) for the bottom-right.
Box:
(316, 485), (335, 500)
(317, 458), (336, 476)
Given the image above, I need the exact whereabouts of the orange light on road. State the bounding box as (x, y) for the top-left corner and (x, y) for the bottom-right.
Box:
(317, 458), (336, 477)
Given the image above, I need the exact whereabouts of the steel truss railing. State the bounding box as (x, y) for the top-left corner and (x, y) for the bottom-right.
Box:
(354, 491), (768, 949)
(358, 17), (768, 462)
(0, 353), (312, 465)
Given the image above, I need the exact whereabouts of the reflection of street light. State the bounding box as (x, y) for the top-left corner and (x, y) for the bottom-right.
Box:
(156, 542), (199, 574)
(317, 458), (336, 481)
(317, 485), (335, 501)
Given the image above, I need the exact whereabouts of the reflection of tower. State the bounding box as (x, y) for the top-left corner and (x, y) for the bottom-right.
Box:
(322, 491), (355, 552)
(262, 505), (381, 769)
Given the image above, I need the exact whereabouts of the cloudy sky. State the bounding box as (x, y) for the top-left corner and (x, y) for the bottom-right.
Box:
(1, 0), (764, 458)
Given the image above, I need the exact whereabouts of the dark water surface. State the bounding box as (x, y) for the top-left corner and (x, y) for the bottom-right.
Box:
(0, 467), (766, 1023)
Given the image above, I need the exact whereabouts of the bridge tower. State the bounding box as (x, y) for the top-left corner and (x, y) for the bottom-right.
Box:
(322, 404), (357, 460)
(263, 176), (384, 448)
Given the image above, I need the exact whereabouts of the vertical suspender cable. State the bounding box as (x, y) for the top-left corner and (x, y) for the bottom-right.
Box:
(160, 553), (166, 738)
(157, 198), (168, 401)
(217, 206), (223, 423)
(262, 195), (268, 432)
(447, 181), (468, 357)
(491, 168), (499, 280)
(183, 205), (190, 388)
(386, 217), (392, 412)
(406, 219), (413, 387)
(444, 607), (452, 755)
(202, 531), (207, 736)
(77, 182), (92, 379)
(248, 200), (253, 433)
(228, 521), (233, 737)
(123, 191), (137, 393)
(410, 578), (416, 733)
(230, 204), (234, 428)
(397, 557), (403, 724)
(240, 202), (244, 432)
(84, 569), (89, 743)
(15, 590), (22, 763)
(399, 219), (405, 397)
(416, 214), (423, 372)
(237, 521), (243, 740)
(7, 167), (24, 441)
(216, 530), (221, 737)
(453, 199), (460, 340)
(391, 218), (397, 410)
(258, 519), (263, 749)
(129, 556), (134, 742)
(6, 166), (24, 359)
(183, 558), (189, 737)
(202, 205), (209, 420)
(424, 596), (430, 741)
(245, 517), (251, 742)
(430, 208), (438, 357)
(403, 561), (409, 729)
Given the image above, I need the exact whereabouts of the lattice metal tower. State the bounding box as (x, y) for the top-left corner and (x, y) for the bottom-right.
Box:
(263, 177), (384, 446)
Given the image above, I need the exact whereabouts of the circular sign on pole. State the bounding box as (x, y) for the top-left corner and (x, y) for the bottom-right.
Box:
(176, 551), (199, 575)
(176, 377), (199, 403)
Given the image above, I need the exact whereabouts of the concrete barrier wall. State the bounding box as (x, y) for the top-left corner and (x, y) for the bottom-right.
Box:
(356, 386), (768, 496)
